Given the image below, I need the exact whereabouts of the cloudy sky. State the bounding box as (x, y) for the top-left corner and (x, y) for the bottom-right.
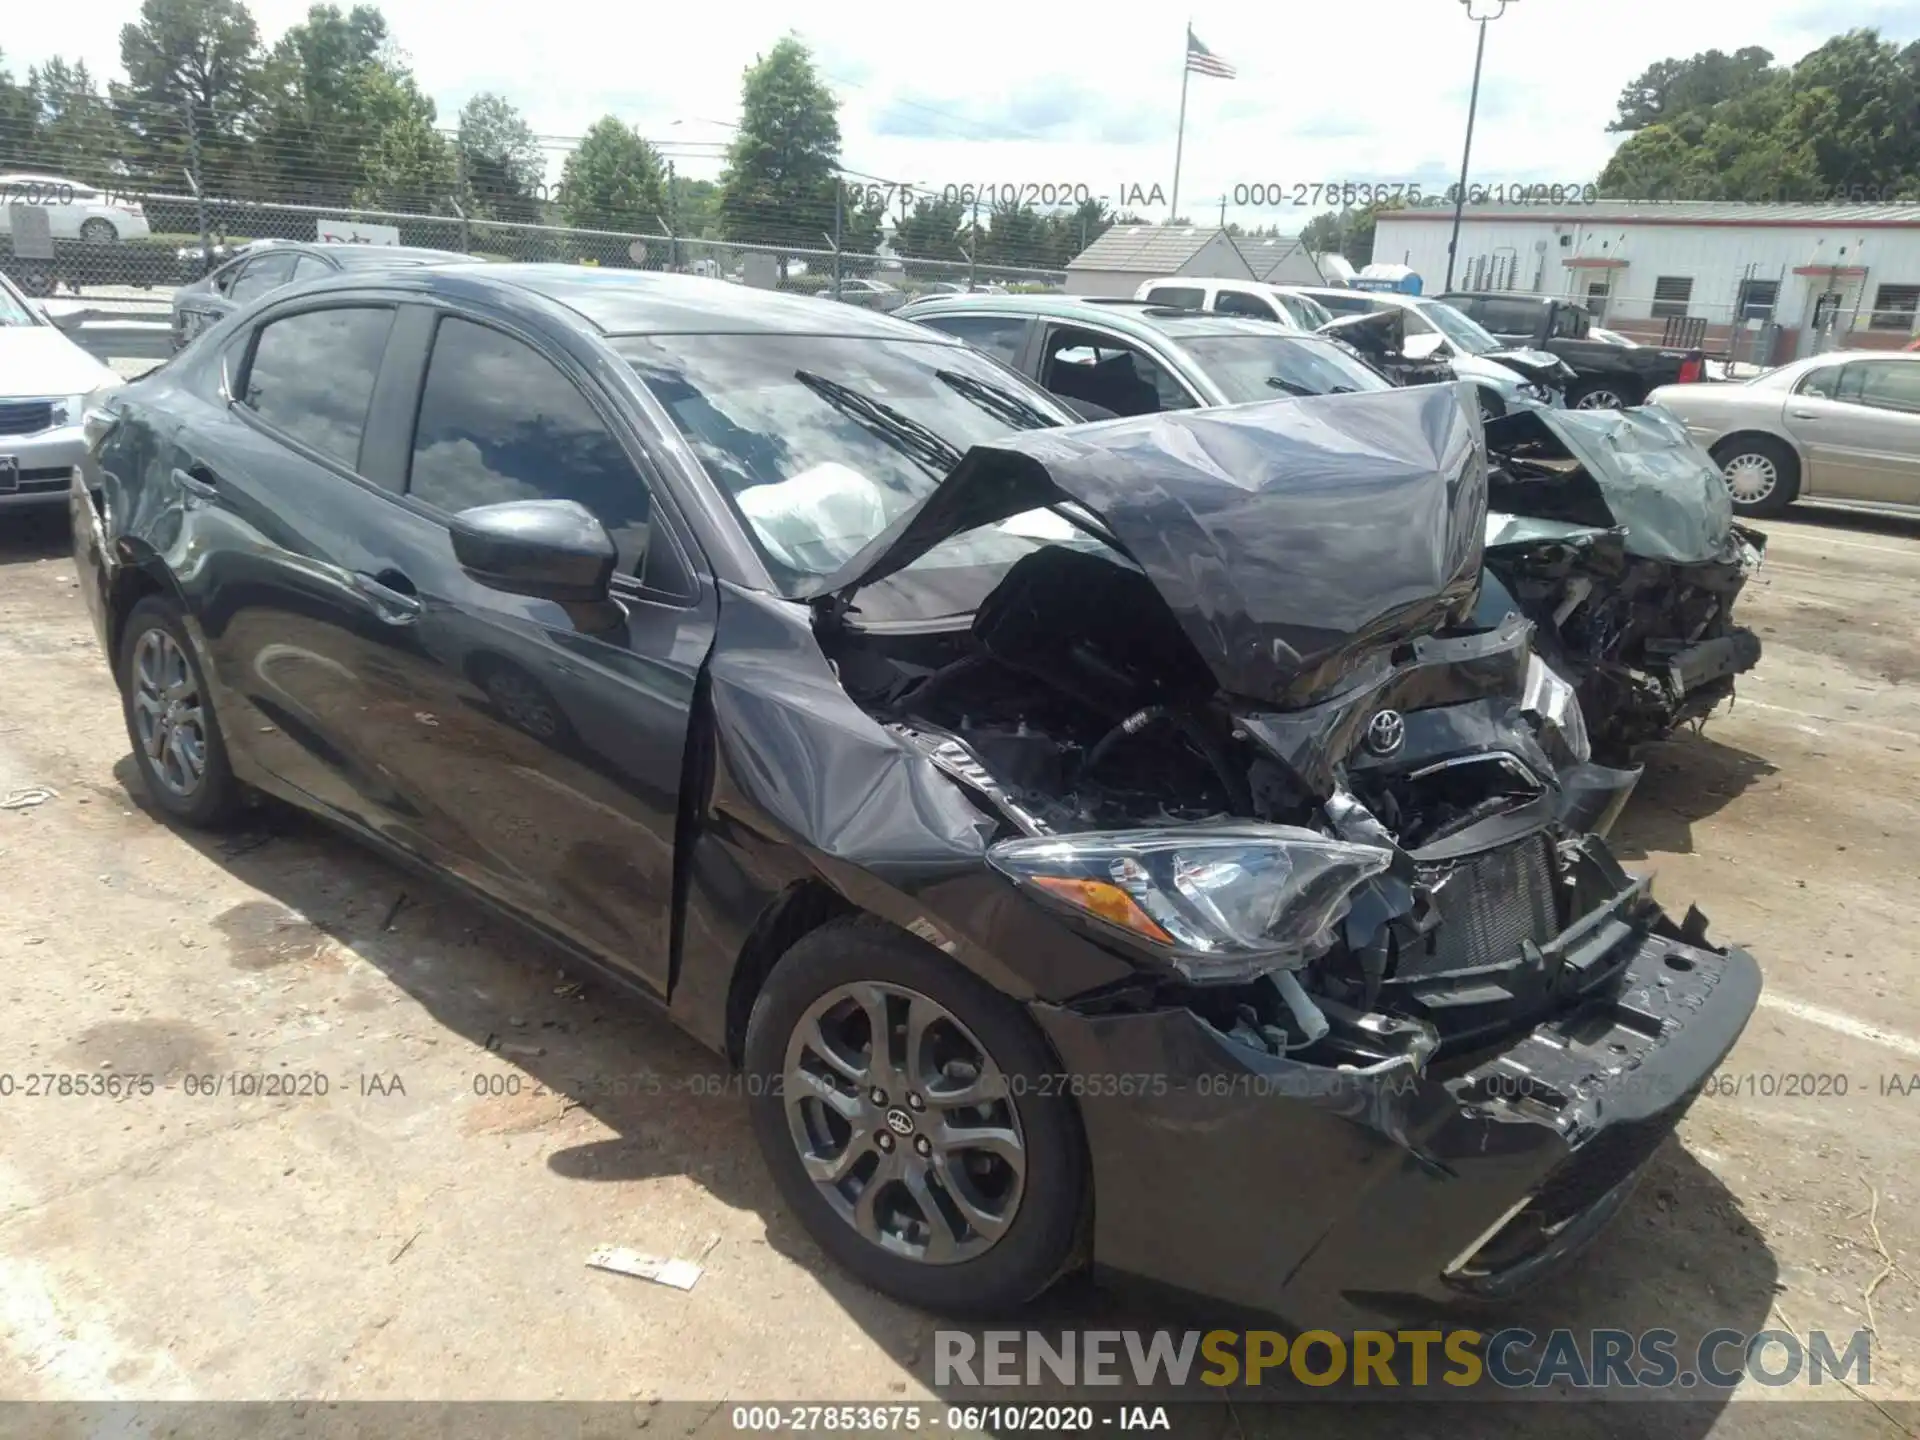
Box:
(7, 0), (1916, 226)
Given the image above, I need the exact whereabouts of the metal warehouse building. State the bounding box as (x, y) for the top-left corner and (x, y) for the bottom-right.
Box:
(1372, 202), (1920, 363)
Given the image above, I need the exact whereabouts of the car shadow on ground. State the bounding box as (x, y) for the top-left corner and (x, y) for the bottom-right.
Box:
(0, 507), (72, 566)
(108, 750), (1781, 1437)
(1609, 731), (1779, 860)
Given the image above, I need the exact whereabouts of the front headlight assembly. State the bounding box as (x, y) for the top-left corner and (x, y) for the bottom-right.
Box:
(1523, 652), (1592, 765)
(987, 824), (1393, 983)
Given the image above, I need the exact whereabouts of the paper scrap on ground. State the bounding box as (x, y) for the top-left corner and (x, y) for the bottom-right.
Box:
(1, 787), (58, 810)
(586, 1247), (703, 1290)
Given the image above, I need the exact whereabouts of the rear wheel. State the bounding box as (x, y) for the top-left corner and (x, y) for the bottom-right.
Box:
(1570, 380), (1637, 410)
(118, 596), (242, 827)
(79, 217), (118, 244)
(744, 916), (1086, 1314)
(1711, 434), (1799, 517)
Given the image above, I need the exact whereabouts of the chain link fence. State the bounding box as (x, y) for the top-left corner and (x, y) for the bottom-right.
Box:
(0, 188), (1067, 305)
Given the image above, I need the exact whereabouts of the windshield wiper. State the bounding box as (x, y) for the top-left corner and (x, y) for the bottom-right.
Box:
(1264, 377), (1316, 397)
(934, 368), (1059, 431)
(794, 369), (963, 475)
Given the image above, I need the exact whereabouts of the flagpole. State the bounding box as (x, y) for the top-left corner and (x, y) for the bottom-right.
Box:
(1170, 20), (1191, 222)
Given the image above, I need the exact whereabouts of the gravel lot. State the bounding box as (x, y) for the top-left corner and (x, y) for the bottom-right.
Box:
(0, 499), (1916, 1438)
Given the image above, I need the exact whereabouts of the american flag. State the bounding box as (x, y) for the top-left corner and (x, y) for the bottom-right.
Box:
(1185, 28), (1236, 80)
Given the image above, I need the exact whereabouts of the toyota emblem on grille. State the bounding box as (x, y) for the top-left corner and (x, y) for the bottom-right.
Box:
(1365, 709), (1406, 757)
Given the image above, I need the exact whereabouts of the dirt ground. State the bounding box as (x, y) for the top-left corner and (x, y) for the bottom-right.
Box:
(0, 500), (1917, 1439)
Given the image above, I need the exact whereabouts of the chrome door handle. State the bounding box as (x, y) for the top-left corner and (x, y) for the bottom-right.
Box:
(352, 570), (423, 624)
(1790, 410), (1820, 419)
(170, 465), (218, 498)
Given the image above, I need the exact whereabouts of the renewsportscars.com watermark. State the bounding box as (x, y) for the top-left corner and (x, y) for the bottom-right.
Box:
(935, 1328), (1874, 1392)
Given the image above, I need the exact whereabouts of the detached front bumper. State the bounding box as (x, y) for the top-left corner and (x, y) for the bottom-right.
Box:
(0, 426), (85, 509)
(1032, 923), (1759, 1328)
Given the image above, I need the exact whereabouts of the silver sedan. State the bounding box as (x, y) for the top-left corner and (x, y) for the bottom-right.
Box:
(1650, 350), (1920, 517)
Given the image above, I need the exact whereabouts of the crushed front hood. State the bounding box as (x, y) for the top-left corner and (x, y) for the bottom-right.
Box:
(1486, 404), (1740, 565)
(1487, 347), (1572, 388)
(813, 385), (1489, 707)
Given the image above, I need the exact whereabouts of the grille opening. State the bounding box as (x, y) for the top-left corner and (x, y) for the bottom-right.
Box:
(1393, 836), (1563, 984)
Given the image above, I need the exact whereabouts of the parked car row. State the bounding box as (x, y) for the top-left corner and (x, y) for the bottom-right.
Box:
(64, 260), (1762, 1332)
(0, 267), (123, 513)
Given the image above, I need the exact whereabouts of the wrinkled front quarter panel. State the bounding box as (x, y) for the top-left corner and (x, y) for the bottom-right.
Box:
(671, 581), (1141, 1052)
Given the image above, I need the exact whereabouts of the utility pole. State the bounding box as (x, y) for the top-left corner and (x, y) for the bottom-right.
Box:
(968, 201), (979, 289)
(1445, 0), (1520, 293)
(831, 178), (843, 299)
(182, 94), (212, 279)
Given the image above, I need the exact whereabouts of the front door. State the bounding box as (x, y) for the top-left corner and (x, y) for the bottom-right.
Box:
(355, 310), (715, 994)
(1784, 359), (1920, 506)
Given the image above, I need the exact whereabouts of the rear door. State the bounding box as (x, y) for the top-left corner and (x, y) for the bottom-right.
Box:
(166, 296), (431, 833)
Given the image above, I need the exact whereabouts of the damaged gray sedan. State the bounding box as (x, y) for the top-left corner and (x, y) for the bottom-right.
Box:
(1479, 405), (1767, 757)
(75, 268), (1758, 1329)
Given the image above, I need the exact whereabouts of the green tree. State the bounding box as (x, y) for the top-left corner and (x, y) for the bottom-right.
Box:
(25, 60), (122, 178)
(559, 115), (665, 231)
(251, 4), (394, 204)
(893, 194), (966, 260)
(837, 187), (885, 254)
(0, 55), (35, 163)
(719, 36), (841, 248)
(457, 91), (542, 222)
(111, 0), (263, 194)
(1598, 29), (1920, 201)
(351, 65), (453, 213)
(1609, 46), (1778, 132)
(669, 173), (721, 238)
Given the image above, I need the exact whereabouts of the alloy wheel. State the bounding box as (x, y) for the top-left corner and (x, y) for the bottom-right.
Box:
(783, 981), (1026, 1265)
(1722, 452), (1778, 504)
(80, 218), (117, 244)
(130, 628), (208, 797)
(1574, 387), (1627, 409)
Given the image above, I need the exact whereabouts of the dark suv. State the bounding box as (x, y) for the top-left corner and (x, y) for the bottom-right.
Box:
(1440, 292), (1707, 410)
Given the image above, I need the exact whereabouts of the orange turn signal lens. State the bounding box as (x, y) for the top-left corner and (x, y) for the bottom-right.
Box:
(1030, 876), (1174, 945)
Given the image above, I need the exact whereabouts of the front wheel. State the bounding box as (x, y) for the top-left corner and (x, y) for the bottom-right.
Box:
(79, 217), (118, 244)
(744, 916), (1087, 1315)
(1711, 435), (1799, 517)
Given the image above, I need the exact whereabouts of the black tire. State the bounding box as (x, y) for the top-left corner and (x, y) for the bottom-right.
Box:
(118, 595), (243, 827)
(745, 915), (1087, 1315)
(1569, 379), (1639, 410)
(1711, 434), (1800, 517)
(80, 218), (118, 244)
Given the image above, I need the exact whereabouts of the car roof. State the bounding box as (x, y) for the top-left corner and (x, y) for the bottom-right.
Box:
(899, 293), (1316, 340)
(300, 244), (478, 267)
(1440, 291), (1549, 302)
(301, 263), (977, 340)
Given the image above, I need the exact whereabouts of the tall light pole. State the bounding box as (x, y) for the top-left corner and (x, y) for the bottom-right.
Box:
(1445, 0), (1519, 293)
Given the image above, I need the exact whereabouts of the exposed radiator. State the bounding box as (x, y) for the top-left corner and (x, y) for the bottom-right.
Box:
(1399, 838), (1561, 981)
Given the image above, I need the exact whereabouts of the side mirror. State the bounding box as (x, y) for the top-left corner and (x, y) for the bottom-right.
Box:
(450, 499), (616, 604)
